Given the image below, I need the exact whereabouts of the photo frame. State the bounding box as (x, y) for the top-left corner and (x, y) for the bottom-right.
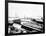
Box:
(5, 0), (45, 36)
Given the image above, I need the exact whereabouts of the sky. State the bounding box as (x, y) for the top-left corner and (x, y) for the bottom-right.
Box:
(8, 3), (43, 18)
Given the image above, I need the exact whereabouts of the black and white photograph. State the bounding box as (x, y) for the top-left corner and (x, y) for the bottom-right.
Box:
(5, 0), (45, 35)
